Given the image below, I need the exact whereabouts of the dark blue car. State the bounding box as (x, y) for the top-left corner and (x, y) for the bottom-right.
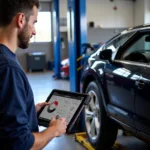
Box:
(81, 24), (150, 150)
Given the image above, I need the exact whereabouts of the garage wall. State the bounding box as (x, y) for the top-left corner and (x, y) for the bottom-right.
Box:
(134, 0), (144, 26)
(144, 0), (150, 25)
(87, 0), (134, 28)
(59, 0), (134, 28)
(60, 0), (67, 19)
(88, 28), (126, 44)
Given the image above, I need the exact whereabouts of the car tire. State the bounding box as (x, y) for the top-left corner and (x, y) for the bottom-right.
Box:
(84, 81), (118, 150)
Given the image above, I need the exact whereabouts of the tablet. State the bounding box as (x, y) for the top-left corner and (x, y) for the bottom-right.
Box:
(38, 89), (91, 133)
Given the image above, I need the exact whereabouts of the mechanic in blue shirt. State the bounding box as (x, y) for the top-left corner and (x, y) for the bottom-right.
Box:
(0, 0), (67, 149)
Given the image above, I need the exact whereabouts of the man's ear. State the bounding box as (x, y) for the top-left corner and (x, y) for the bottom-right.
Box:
(16, 13), (26, 28)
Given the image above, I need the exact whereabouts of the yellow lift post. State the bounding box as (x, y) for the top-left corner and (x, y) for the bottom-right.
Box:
(75, 132), (128, 150)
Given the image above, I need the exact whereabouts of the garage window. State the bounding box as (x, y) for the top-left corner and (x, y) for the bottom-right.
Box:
(30, 12), (51, 42)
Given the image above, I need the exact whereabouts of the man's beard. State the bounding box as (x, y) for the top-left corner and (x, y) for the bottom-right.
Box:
(18, 23), (31, 49)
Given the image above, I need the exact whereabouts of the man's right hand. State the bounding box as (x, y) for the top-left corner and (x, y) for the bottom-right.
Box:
(31, 117), (67, 150)
(49, 117), (67, 137)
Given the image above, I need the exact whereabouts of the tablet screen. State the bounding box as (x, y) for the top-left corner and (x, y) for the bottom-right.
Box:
(39, 91), (84, 125)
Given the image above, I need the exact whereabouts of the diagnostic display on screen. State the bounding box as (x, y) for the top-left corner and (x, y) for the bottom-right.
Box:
(39, 92), (83, 125)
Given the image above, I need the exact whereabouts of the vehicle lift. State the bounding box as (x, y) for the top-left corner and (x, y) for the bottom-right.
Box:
(52, 0), (61, 79)
(75, 132), (128, 150)
(52, 0), (129, 150)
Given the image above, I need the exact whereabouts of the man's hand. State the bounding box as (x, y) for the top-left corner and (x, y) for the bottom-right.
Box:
(49, 117), (67, 137)
(31, 117), (67, 150)
(35, 102), (50, 113)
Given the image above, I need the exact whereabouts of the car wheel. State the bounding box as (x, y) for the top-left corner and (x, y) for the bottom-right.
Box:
(84, 81), (118, 150)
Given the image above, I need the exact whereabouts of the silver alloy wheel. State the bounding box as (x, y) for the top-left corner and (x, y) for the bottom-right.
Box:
(85, 90), (100, 140)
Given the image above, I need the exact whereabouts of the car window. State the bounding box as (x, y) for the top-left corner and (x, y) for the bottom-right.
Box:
(105, 32), (134, 52)
(121, 33), (150, 64)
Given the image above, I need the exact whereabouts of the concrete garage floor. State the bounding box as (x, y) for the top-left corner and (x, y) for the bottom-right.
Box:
(27, 71), (150, 150)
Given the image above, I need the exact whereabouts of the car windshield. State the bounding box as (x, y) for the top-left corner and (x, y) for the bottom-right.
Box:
(90, 45), (104, 58)
(105, 31), (135, 53)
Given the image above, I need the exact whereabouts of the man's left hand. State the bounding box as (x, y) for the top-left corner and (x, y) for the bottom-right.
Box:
(36, 102), (50, 113)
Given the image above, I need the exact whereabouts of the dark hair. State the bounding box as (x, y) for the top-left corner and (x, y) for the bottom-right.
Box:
(0, 0), (39, 27)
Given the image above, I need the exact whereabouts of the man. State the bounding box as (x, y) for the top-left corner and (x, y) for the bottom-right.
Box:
(0, 0), (67, 149)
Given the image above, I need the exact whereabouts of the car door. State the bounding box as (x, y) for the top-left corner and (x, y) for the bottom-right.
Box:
(135, 66), (150, 136)
(104, 31), (138, 128)
(120, 30), (150, 136)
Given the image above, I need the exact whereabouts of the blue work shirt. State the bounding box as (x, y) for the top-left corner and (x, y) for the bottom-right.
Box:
(0, 44), (39, 150)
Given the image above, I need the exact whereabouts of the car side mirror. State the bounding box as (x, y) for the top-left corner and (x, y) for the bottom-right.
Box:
(99, 49), (112, 61)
